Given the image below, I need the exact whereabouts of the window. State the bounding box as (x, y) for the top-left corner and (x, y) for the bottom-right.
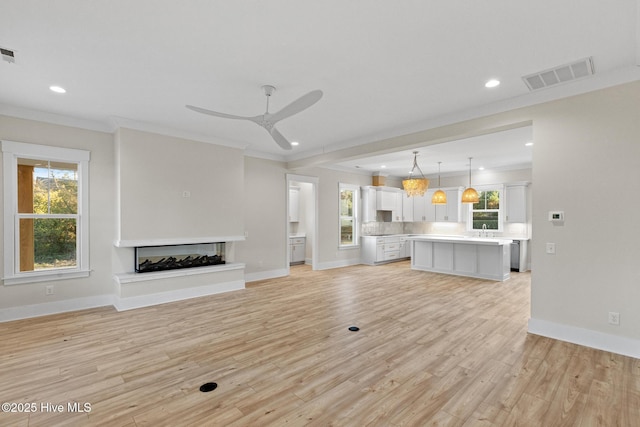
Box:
(2, 141), (90, 285)
(339, 183), (359, 247)
(468, 186), (503, 232)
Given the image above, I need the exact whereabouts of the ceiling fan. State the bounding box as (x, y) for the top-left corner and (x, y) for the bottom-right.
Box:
(186, 85), (323, 150)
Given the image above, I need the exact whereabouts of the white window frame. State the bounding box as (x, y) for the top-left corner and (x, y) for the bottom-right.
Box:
(2, 140), (90, 285)
(338, 183), (359, 249)
(466, 185), (504, 232)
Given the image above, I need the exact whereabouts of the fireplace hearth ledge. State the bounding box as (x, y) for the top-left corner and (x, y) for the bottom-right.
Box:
(114, 262), (245, 284)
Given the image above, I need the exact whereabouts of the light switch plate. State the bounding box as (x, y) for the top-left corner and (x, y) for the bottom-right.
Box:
(546, 243), (556, 254)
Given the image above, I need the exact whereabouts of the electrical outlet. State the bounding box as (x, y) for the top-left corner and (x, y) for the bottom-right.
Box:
(546, 243), (556, 254)
(182, 190), (191, 198)
(45, 285), (54, 295)
(608, 311), (620, 325)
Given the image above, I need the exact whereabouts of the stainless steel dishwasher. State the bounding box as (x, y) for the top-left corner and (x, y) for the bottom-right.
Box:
(510, 240), (520, 271)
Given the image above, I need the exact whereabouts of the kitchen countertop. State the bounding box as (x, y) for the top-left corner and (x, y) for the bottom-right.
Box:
(406, 235), (513, 245)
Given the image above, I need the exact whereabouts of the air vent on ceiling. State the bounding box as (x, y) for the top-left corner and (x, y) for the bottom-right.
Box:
(522, 57), (594, 91)
(1, 47), (15, 63)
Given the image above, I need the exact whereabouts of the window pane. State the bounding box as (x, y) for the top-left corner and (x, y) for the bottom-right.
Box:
(340, 189), (353, 216)
(18, 159), (78, 214)
(486, 190), (500, 209)
(19, 218), (77, 271)
(340, 219), (354, 245)
(473, 191), (486, 210)
(472, 212), (499, 230)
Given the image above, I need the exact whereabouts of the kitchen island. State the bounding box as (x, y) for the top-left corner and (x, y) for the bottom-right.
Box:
(407, 235), (512, 281)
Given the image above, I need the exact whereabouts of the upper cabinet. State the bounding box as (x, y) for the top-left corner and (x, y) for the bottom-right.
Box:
(407, 187), (462, 223)
(505, 184), (528, 223)
(435, 187), (463, 222)
(361, 186), (377, 223)
(289, 186), (300, 222)
(376, 187), (403, 222)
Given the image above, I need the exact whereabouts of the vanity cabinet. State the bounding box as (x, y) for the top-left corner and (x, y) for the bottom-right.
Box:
(290, 236), (306, 265)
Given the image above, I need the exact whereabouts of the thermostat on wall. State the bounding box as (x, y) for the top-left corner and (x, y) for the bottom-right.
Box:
(548, 211), (564, 222)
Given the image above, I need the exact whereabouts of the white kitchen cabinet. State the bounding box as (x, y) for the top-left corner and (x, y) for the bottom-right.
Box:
(434, 187), (463, 222)
(424, 187), (462, 222)
(289, 187), (300, 222)
(402, 193), (413, 222)
(361, 235), (410, 265)
(290, 236), (306, 265)
(403, 192), (428, 222)
(410, 236), (511, 281)
(505, 184), (528, 223)
(361, 186), (377, 223)
(376, 187), (403, 222)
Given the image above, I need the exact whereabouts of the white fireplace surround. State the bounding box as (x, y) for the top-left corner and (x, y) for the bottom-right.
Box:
(112, 235), (246, 311)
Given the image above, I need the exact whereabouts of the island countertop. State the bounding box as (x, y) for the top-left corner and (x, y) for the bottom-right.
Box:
(406, 235), (513, 246)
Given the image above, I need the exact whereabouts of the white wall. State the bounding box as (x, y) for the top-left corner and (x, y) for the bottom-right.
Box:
(236, 156), (288, 281)
(527, 83), (640, 350)
(115, 127), (244, 243)
(0, 116), (115, 315)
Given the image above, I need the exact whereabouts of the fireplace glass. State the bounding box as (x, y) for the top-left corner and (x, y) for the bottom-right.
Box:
(135, 242), (225, 273)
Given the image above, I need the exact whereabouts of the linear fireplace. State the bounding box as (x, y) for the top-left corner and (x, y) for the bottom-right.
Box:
(135, 242), (225, 273)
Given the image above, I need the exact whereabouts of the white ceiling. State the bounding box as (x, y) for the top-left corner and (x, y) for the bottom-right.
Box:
(1, 1), (639, 175)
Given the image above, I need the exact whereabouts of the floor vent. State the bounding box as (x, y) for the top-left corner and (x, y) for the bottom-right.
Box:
(1, 47), (15, 63)
(522, 57), (594, 91)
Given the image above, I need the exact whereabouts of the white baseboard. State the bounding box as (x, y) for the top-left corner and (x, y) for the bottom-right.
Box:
(0, 295), (114, 323)
(0, 280), (246, 322)
(113, 280), (245, 311)
(315, 258), (361, 270)
(528, 317), (640, 359)
(244, 268), (288, 283)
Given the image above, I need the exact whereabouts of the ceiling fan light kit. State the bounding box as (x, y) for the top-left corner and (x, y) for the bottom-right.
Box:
(186, 85), (323, 150)
(402, 151), (429, 197)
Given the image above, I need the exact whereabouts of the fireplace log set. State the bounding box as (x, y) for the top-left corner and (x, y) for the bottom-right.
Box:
(136, 254), (224, 273)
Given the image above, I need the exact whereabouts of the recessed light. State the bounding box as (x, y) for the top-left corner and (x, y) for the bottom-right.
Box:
(485, 79), (500, 88)
(381, 165), (386, 169)
(479, 166), (485, 171)
(525, 142), (533, 146)
(290, 141), (299, 146)
(49, 85), (66, 93)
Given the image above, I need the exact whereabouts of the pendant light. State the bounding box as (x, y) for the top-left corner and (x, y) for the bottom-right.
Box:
(461, 157), (480, 203)
(431, 161), (447, 205)
(402, 151), (429, 197)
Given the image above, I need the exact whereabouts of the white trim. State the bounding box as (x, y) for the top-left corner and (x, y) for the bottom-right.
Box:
(245, 268), (288, 282)
(339, 183), (360, 248)
(113, 280), (245, 311)
(0, 294), (114, 323)
(314, 258), (362, 270)
(3, 270), (90, 286)
(114, 235), (245, 247)
(528, 318), (640, 359)
(1, 140), (90, 285)
(286, 174), (320, 272)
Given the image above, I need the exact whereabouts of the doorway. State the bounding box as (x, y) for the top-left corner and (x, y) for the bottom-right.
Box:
(286, 174), (319, 273)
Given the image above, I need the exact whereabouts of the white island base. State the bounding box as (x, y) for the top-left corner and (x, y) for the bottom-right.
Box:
(409, 236), (512, 281)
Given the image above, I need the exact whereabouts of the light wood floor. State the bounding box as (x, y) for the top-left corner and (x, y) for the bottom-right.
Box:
(1, 262), (638, 426)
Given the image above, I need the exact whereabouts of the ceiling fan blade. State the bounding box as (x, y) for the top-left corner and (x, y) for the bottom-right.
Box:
(269, 127), (292, 150)
(269, 90), (323, 124)
(186, 105), (261, 123)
